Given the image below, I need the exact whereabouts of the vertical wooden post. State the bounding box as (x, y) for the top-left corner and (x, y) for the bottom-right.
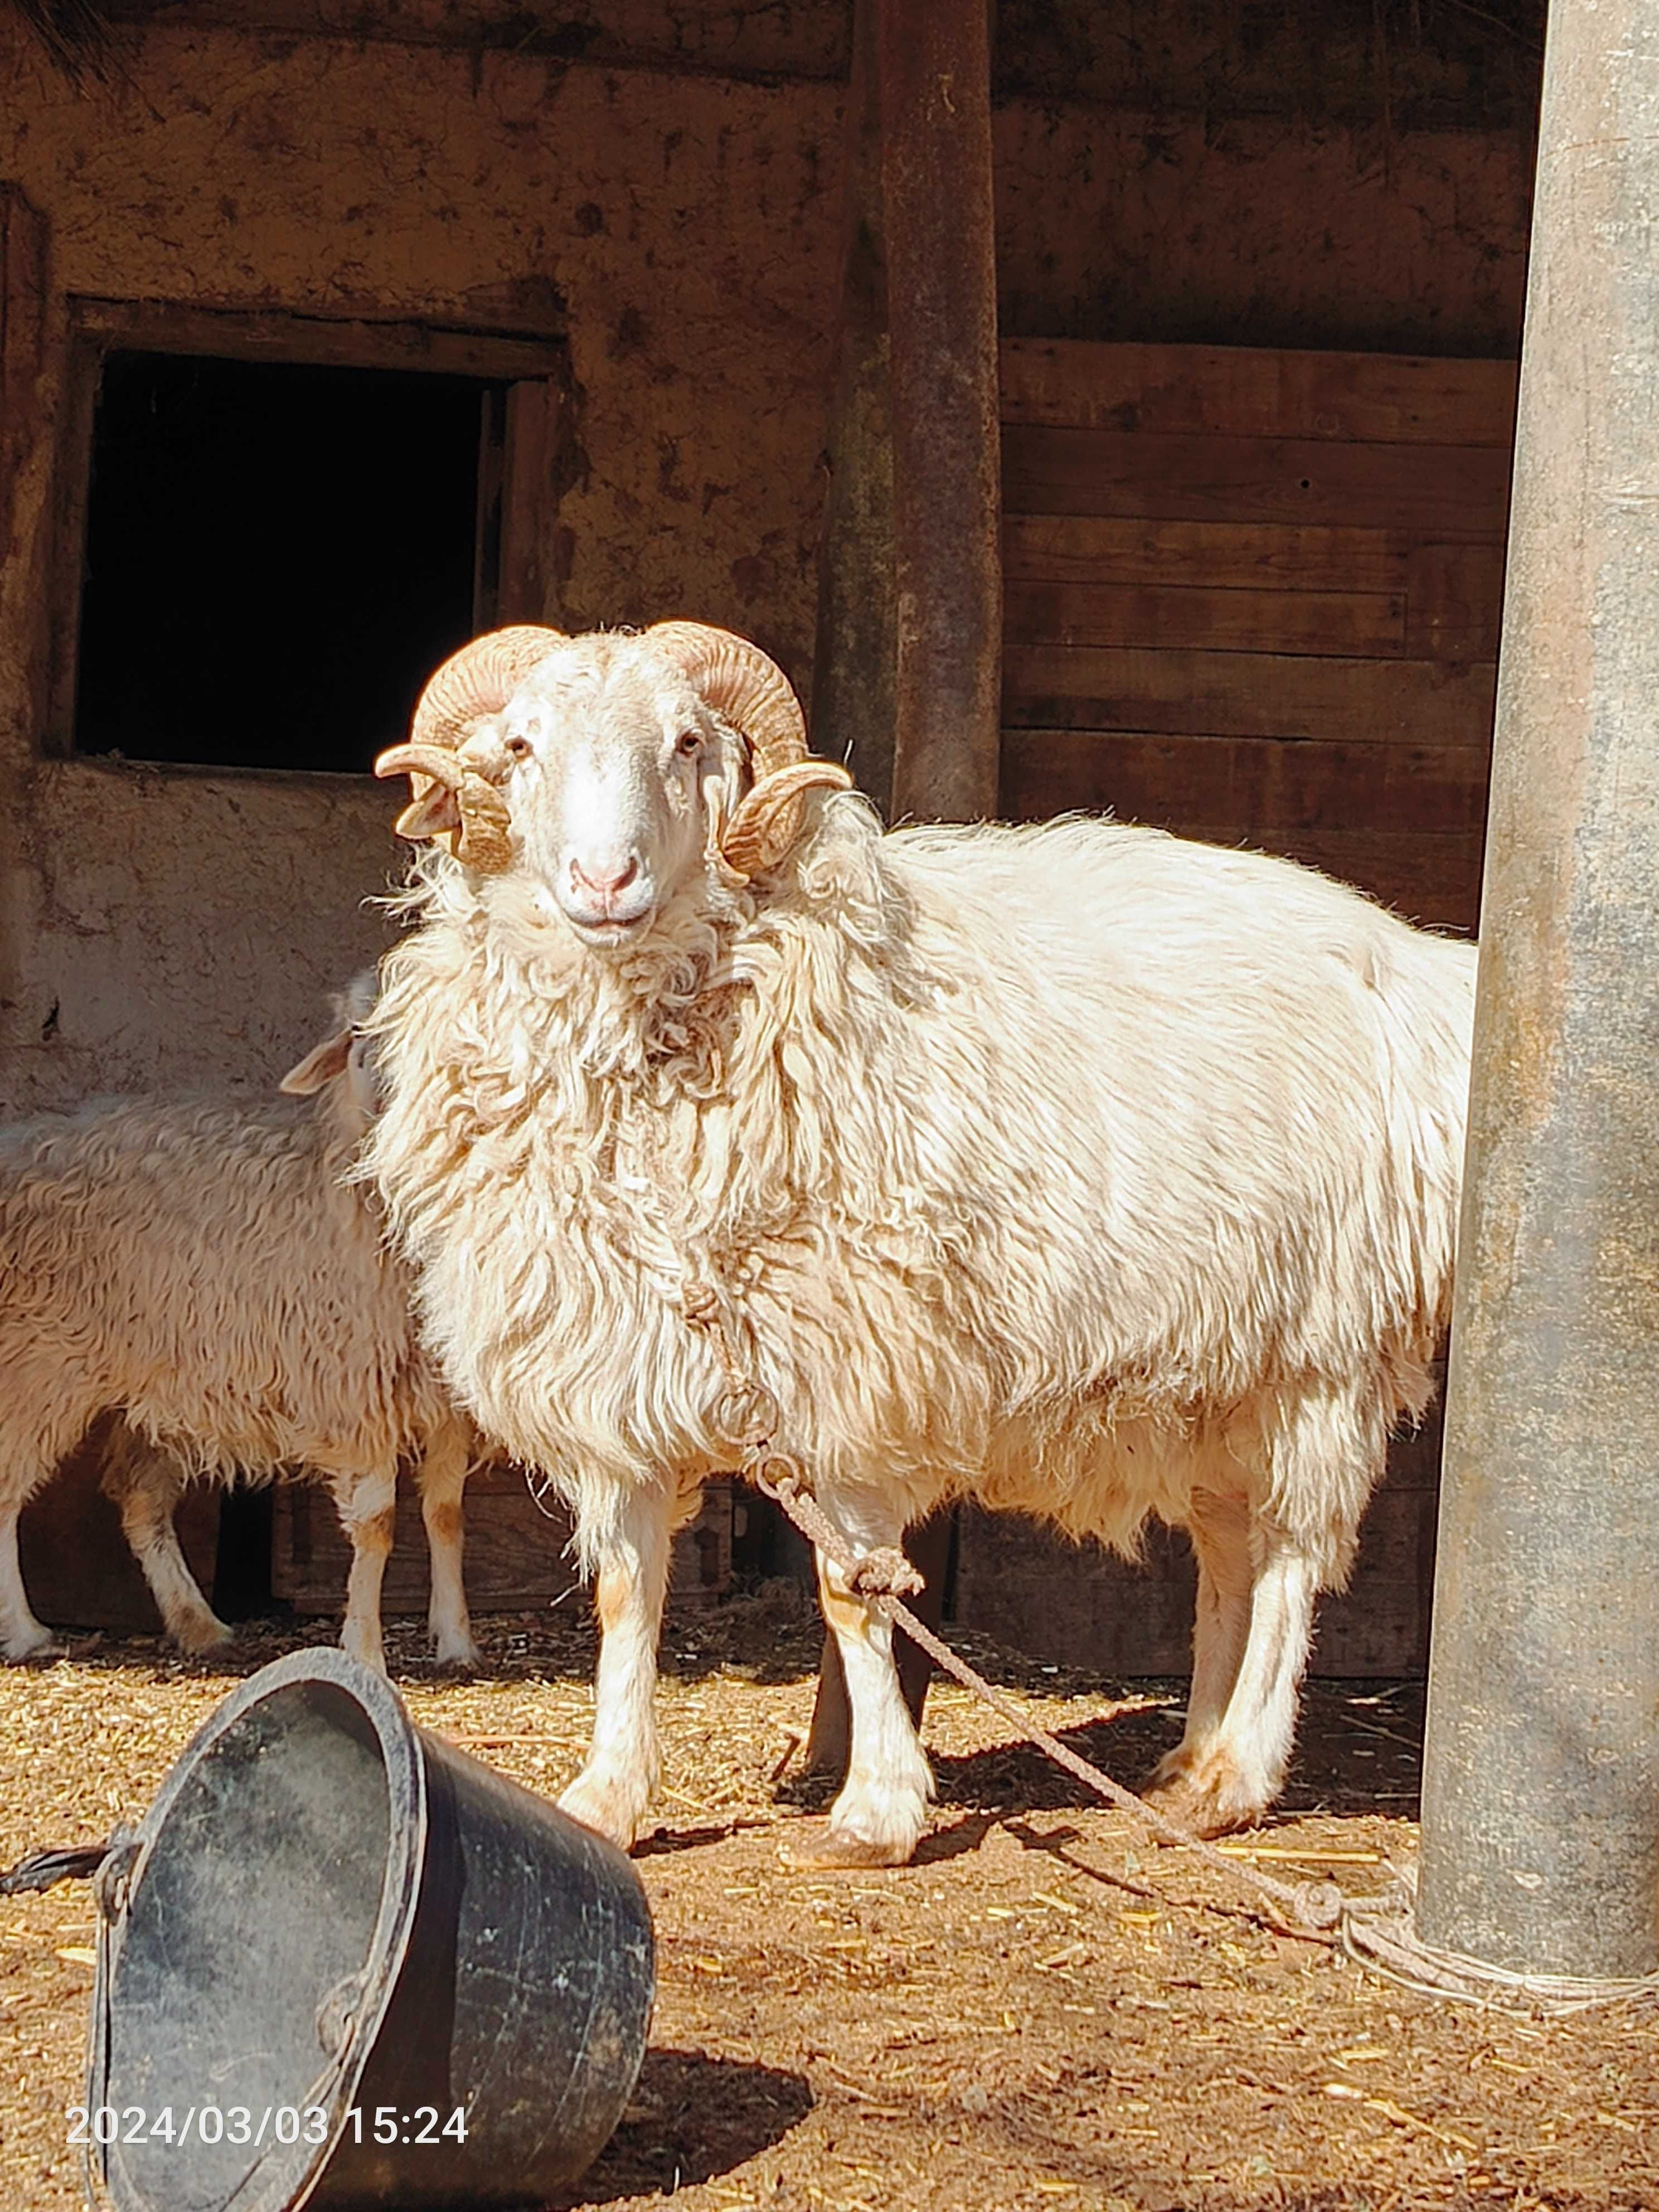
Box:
(877, 0), (1002, 824)
(0, 187), (50, 1054)
(803, 0), (1000, 1780)
(1416, 0), (1659, 1977)
(809, 0), (898, 818)
(0, 185), (48, 752)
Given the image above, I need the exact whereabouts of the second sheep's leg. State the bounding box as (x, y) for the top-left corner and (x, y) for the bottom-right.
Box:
(102, 1430), (232, 1654)
(558, 1480), (676, 1852)
(333, 1467), (399, 1675)
(0, 1403), (96, 1660)
(416, 1422), (481, 1670)
(811, 1487), (937, 1867)
(0, 1497), (56, 1661)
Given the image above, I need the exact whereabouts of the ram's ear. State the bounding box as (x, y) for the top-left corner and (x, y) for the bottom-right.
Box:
(395, 780), (463, 841)
(279, 1029), (353, 1096)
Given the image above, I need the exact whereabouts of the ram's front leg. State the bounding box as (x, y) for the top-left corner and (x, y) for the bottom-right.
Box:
(415, 1419), (481, 1670)
(334, 1466), (399, 1675)
(559, 1479), (675, 1853)
(812, 1490), (936, 1867)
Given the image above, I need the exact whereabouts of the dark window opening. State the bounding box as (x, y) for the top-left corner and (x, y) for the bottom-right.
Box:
(75, 351), (502, 773)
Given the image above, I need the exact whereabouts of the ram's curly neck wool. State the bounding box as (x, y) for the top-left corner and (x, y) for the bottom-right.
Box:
(381, 797), (928, 1146)
(394, 790), (904, 1029)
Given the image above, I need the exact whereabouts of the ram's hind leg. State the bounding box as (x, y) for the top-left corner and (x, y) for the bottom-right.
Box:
(1144, 1485), (1254, 1807)
(1145, 1389), (1376, 1836)
(811, 1488), (935, 1867)
(558, 1478), (678, 1852)
(1144, 1525), (1318, 1836)
(102, 1427), (232, 1653)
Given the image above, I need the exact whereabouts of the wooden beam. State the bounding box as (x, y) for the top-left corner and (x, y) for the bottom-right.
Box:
(876, 0), (1002, 823)
(498, 379), (560, 624)
(809, 0), (897, 814)
(1004, 513), (1411, 595)
(803, 0), (1000, 1777)
(1001, 645), (1498, 749)
(0, 187), (46, 525)
(68, 297), (564, 380)
(1005, 579), (1408, 659)
(1002, 423), (1512, 539)
(1, 186), (49, 751)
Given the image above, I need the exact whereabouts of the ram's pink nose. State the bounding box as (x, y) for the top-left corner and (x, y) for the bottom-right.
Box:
(570, 852), (641, 898)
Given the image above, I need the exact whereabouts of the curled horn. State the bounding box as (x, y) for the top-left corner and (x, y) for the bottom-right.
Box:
(717, 760), (854, 886)
(641, 620), (852, 881)
(375, 624), (567, 871)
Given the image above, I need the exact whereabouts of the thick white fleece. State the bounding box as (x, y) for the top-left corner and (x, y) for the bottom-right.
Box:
(367, 801), (1476, 1587)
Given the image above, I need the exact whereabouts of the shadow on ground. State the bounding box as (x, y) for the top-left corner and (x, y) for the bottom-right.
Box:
(549, 2047), (813, 2206)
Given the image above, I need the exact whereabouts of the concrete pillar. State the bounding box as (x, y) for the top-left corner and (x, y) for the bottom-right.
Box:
(1416, 0), (1659, 1978)
(875, 0), (1002, 823)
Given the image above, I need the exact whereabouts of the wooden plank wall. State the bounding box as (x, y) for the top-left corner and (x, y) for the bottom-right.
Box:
(953, 340), (1517, 1679)
(998, 337), (1517, 934)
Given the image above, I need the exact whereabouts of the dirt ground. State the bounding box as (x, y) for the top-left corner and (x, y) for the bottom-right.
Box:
(2, 1584), (1655, 2212)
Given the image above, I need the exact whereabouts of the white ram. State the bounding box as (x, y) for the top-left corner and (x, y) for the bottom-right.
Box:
(0, 979), (479, 1673)
(367, 622), (1477, 1863)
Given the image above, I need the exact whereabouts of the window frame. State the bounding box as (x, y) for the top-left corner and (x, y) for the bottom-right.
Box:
(43, 298), (566, 770)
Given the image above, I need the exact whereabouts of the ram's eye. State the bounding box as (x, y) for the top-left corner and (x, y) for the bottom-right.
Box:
(504, 734), (533, 761)
(675, 729), (702, 759)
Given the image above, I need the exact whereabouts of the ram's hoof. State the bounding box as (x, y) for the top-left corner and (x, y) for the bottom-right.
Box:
(558, 1772), (646, 1855)
(1142, 1752), (1265, 1841)
(794, 1820), (916, 1870)
(171, 1612), (235, 1656)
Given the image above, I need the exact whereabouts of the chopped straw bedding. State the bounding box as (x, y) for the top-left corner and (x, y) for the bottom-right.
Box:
(2, 1585), (1653, 2212)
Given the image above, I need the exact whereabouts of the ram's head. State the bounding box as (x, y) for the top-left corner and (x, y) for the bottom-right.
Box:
(375, 623), (852, 947)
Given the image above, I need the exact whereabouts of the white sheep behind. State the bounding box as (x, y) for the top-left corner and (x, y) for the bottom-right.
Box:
(0, 979), (480, 1672)
(367, 623), (1478, 1861)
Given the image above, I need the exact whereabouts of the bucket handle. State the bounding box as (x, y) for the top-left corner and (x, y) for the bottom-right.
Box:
(0, 1840), (114, 1896)
(81, 1828), (142, 2211)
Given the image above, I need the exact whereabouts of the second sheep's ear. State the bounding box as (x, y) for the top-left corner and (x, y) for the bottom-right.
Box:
(279, 1030), (353, 1096)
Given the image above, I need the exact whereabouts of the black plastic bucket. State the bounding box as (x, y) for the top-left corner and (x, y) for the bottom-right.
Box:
(84, 1647), (654, 2211)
